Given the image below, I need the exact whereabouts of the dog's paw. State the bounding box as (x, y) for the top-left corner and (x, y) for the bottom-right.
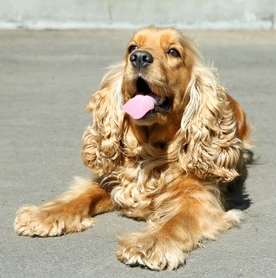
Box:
(116, 232), (186, 271)
(14, 205), (94, 237)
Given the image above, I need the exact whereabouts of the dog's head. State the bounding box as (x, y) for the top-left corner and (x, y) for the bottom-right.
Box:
(83, 27), (242, 182)
(122, 27), (197, 126)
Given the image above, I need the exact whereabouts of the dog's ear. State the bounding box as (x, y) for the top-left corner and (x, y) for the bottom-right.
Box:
(177, 64), (242, 182)
(81, 63), (124, 176)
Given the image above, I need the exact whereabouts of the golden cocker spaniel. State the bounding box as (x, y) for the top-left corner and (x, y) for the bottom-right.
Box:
(15, 27), (251, 270)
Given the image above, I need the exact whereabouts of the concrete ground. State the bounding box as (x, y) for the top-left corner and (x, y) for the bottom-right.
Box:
(0, 29), (276, 278)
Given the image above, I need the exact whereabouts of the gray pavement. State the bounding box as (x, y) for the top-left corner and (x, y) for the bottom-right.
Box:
(0, 30), (276, 278)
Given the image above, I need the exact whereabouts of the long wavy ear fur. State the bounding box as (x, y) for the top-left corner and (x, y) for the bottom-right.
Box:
(81, 64), (124, 176)
(178, 64), (242, 182)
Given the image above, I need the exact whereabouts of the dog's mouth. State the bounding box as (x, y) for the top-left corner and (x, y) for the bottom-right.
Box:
(123, 76), (172, 120)
(135, 77), (171, 113)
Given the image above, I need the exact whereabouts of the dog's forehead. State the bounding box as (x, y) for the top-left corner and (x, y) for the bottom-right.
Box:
(131, 28), (181, 48)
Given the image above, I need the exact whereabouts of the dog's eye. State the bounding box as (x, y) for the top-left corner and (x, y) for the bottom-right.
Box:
(167, 48), (180, 57)
(128, 44), (138, 54)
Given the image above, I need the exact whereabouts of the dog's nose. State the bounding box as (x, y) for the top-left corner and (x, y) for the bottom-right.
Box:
(130, 51), (153, 69)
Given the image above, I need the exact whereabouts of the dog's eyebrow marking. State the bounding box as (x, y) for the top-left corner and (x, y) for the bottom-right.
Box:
(128, 41), (137, 46)
(134, 34), (146, 45)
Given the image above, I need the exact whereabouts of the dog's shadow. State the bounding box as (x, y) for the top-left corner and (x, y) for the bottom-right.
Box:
(223, 150), (254, 211)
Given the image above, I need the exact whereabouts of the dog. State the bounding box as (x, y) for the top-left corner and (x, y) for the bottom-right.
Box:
(14, 27), (251, 270)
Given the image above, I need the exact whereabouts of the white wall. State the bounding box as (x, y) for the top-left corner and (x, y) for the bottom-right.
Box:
(0, 0), (275, 29)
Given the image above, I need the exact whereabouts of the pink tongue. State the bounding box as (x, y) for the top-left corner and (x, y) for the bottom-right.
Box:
(123, 94), (157, 119)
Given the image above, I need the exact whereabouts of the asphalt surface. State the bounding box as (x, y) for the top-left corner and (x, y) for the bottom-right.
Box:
(0, 30), (276, 278)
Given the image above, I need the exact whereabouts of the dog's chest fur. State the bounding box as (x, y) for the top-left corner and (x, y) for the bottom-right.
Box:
(100, 122), (184, 218)
(107, 153), (183, 219)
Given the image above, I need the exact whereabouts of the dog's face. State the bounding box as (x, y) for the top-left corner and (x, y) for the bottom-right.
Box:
(122, 27), (197, 126)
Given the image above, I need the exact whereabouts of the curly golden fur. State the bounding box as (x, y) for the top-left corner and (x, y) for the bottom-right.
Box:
(15, 27), (251, 271)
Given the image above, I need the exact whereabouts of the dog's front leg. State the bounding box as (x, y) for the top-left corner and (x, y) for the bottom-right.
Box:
(117, 177), (242, 270)
(15, 178), (113, 237)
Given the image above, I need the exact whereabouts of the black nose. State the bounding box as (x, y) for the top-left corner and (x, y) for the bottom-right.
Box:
(130, 50), (153, 69)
